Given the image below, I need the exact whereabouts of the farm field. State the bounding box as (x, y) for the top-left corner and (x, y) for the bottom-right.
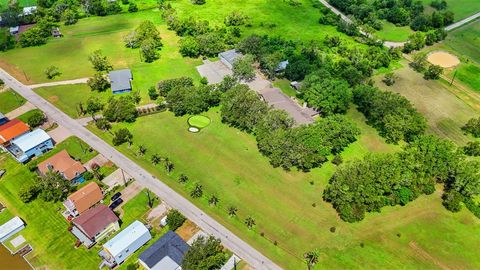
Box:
(85, 107), (480, 269)
(374, 62), (478, 145)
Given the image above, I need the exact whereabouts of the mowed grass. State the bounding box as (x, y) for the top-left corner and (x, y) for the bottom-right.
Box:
(86, 108), (478, 269)
(0, 89), (26, 114)
(374, 21), (414, 42)
(169, 0), (352, 43)
(421, 0), (480, 21)
(16, 108), (42, 123)
(374, 63), (478, 145)
(33, 136), (98, 164)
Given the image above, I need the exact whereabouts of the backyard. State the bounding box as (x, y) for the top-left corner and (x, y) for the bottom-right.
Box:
(85, 107), (480, 269)
(0, 89), (26, 114)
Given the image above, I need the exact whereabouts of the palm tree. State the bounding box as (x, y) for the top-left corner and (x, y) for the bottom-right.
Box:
(304, 250), (320, 270)
(208, 195), (219, 206)
(151, 154), (162, 165)
(164, 157), (174, 173)
(190, 183), (203, 198)
(227, 206), (238, 217)
(178, 174), (188, 184)
(245, 216), (255, 230)
(138, 145), (147, 156)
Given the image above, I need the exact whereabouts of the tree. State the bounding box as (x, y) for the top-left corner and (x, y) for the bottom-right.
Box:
(19, 27), (47, 47)
(166, 85), (219, 116)
(124, 20), (162, 49)
(151, 153), (162, 165)
(232, 54), (255, 81)
(138, 144), (147, 156)
(44, 66), (62, 79)
(462, 117), (480, 137)
(182, 236), (227, 270)
(38, 171), (75, 202)
(423, 64), (443, 80)
(62, 9), (78, 25)
(304, 250), (320, 270)
(190, 183), (203, 198)
(112, 128), (133, 146)
(244, 216), (256, 229)
(27, 111), (46, 128)
(166, 209), (186, 230)
(194, 32), (225, 57)
(410, 54), (427, 72)
(148, 86), (159, 100)
(178, 174), (189, 184)
(88, 50), (113, 72)
(128, 2), (138, 12)
(179, 36), (200, 57)
(208, 194), (219, 206)
(300, 75), (352, 115)
(447, 160), (480, 199)
(95, 118), (111, 132)
(86, 97), (103, 121)
(163, 157), (174, 173)
(18, 184), (40, 203)
(0, 28), (16, 51)
(103, 96), (138, 122)
(227, 206), (238, 217)
(140, 37), (160, 62)
(87, 73), (110, 92)
(382, 72), (396, 86)
(157, 77), (194, 96)
(463, 141), (480, 156)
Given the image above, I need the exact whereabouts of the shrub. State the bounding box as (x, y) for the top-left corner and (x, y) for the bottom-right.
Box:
(44, 66), (62, 79)
(442, 190), (463, 212)
(27, 111), (46, 127)
(166, 209), (186, 230)
(382, 72), (396, 86)
(19, 184), (40, 203)
(83, 171), (94, 181)
(128, 2), (138, 12)
(112, 128), (133, 146)
(462, 117), (480, 138)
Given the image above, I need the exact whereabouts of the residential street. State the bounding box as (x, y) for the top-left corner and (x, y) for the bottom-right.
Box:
(0, 68), (282, 270)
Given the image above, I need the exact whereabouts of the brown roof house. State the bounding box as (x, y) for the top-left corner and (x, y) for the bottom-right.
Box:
(63, 182), (103, 217)
(38, 150), (87, 185)
(71, 204), (119, 247)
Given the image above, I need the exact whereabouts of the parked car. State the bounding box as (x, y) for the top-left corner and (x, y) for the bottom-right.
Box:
(111, 192), (122, 202)
(109, 198), (123, 210)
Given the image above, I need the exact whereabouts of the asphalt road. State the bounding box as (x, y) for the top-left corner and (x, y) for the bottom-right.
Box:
(0, 68), (283, 270)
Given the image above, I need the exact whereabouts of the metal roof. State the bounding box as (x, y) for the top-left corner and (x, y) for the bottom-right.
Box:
(108, 69), (133, 92)
(219, 50), (242, 66)
(103, 220), (150, 257)
(139, 231), (189, 269)
(0, 216), (24, 240)
(11, 129), (51, 152)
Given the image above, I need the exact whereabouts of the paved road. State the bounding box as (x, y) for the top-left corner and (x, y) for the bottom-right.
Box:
(445, 11), (480, 31)
(28, 77), (89, 89)
(0, 68), (282, 270)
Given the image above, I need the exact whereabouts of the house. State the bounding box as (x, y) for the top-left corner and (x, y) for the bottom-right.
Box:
(7, 129), (53, 163)
(22, 6), (37, 16)
(219, 49), (243, 69)
(138, 231), (189, 270)
(108, 69), (133, 94)
(71, 205), (119, 248)
(9, 26), (19, 35)
(63, 182), (103, 217)
(0, 119), (30, 145)
(0, 216), (25, 242)
(37, 149), (87, 184)
(99, 221), (151, 268)
(0, 113), (8, 125)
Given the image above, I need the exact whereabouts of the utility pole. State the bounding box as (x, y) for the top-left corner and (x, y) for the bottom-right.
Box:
(145, 190), (153, 208)
(121, 169), (127, 187)
(450, 69), (457, 86)
(78, 137), (86, 154)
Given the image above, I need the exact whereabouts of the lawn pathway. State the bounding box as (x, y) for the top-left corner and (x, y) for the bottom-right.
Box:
(4, 101), (36, 119)
(28, 78), (90, 89)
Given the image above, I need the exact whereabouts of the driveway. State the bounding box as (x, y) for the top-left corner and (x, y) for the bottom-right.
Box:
(102, 168), (131, 189)
(47, 125), (72, 144)
(84, 154), (109, 171)
(28, 78), (89, 89)
(5, 101), (36, 119)
(196, 60), (233, 84)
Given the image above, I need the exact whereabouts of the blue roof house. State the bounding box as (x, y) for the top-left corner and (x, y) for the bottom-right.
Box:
(109, 69), (133, 94)
(8, 129), (53, 163)
(138, 231), (190, 270)
(0, 113), (7, 125)
(99, 221), (151, 268)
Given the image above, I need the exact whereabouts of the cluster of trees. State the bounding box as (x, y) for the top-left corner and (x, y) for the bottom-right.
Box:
(402, 29), (447, 53)
(220, 84), (360, 171)
(163, 6), (242, 58)
(19, 16), (58, 47)
(462, 117), (480, 138)
(19, 171), (75, 203)
(87, 50), (112, 91)
(103, 96), (138, 122)
(324, 135), (480, 222)
(328, 0), (454, 33)
(124, 20), (163, 62)
(409, 54), (443, 79)
(166, 84), (221, 116)
(181, 236), (227, 270)
(353, 85), (426, 143)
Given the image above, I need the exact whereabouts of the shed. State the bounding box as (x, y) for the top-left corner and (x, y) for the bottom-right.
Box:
(108, 69), (133, 94)
(102, 220), (151, 265)
(139, 231), (189, 270)
(0, 216), (25, 242)
(218, 49), (243, 70)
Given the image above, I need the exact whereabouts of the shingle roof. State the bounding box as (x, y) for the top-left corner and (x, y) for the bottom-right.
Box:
(108, 69), (133, 92)
(67, 182), (103, 214)
(0, 119), (30, 143)
(37, 150), (86, 181)
(73, 204), (119, 239)
(11, 129), (50, 151)
(139, 231), (189, 269)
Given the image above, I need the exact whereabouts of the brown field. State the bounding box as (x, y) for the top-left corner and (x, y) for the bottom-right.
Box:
(427, 51), (460, 68)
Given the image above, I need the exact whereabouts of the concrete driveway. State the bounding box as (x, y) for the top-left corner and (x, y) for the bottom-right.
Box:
(196, 60), (233, 84)
(102, 168), (131, 189)
(47, 125), (72, 144)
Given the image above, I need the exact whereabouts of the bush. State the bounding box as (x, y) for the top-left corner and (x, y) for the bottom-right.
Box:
(191, 0), (205, 4)
(27, 111), (46, 127)
(83, 171), (94, 181)
(44, 66), (62, 79)
(112, 128), (133, 146)
(462, 117), (480, 138)
(442, 190), (463, 212)
(128, 2), (138, 12)
(382, 72), (396, 86)
(19, 184), (40, 203)
(166, 209), (186, 230)
(463, 141), (480, 156)
(423, 64), (443, 80)
(148, 86), (159, 100)
(331, 155), (343, 165)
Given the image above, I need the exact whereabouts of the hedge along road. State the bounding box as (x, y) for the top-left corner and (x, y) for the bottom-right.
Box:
(317, 0), (480, 47)
(0, 68), (283, 270)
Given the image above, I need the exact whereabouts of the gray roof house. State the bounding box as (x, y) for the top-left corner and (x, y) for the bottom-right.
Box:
(108, 69), (133, 94)
(138, 231), (189, 270)
(219, 49), (243, 70)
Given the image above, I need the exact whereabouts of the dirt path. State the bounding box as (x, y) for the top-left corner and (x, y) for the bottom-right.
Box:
(409, 241), (451, 270)
(28, 78), (89, 89)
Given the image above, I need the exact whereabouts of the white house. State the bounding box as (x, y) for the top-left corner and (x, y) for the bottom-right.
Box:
(0, 216), (25, 242)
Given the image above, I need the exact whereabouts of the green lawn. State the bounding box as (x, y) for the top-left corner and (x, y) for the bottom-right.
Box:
(35, 84), (113, 118)
(120, 188), (159, 227)
(84, 107), (478, 269)
(0, 89), (26, 114)
(16, 108), (42, 124)
(421, 0), (480, 21)
(188, 115), (211, 129)
(374, 21), (414, 42)
(32, 136), (98, 164)
(0, 0), (36, 9)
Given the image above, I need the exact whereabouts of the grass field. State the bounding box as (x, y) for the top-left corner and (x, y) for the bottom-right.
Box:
(188, 115), (211, 129)
(84, 107), (479, 269)
(374, 21), (414, 42)
(0, 89), (26, 114)
(16, 108), (42, 123)
(421, 0), (480, 21)
(374, 62), (478, 145)
(32, 136), (98, 164)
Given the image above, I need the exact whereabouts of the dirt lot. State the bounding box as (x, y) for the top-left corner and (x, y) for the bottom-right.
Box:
(375, 63), (478, 145)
